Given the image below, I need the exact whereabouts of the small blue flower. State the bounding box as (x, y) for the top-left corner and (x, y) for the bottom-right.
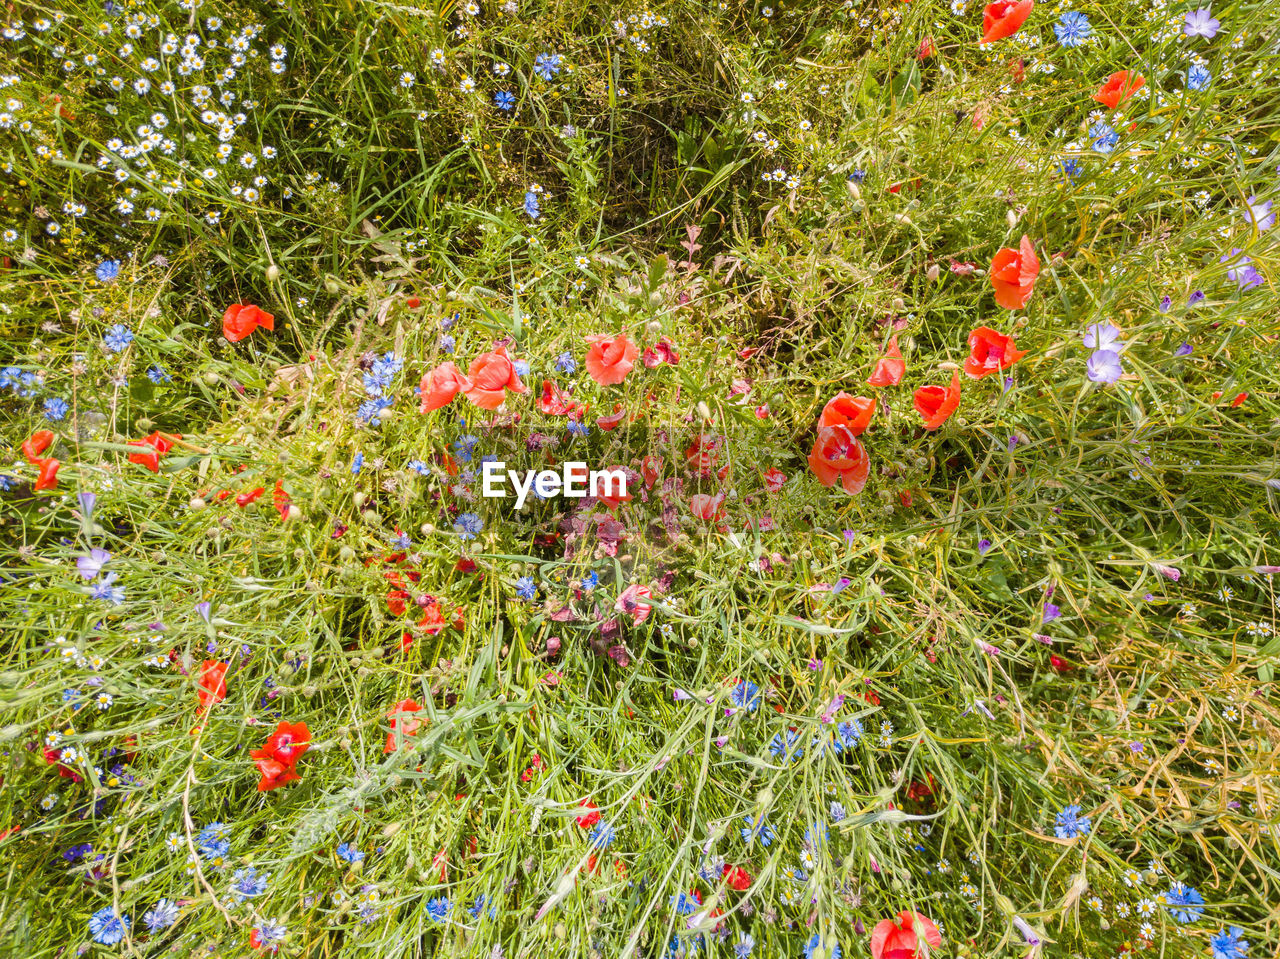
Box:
(452, 434), (479, 465)
(357, 395), (393, 425)
(494, 90), (515, 110)
(407, 459), (430, 475)
(729, 679), (760, 712)
(90, 572), (125, 605)
(1054, 11), (1092, 47)
(389, 531), (411, 549)
(1165, 882), (1205, 924)
(426, 896), (451, 923)
(231, 866), (269, 902)
(1053, 803), (1091, 839)
(804, 934), (841, 959)
(439, 334), (456, 353)
(515, 576), (537, 600)
(555, 351), (576, 373)
(829, 801), (847, 823)
(581, 571), (598, 591)
(336, 842), (364, 864)
(734, 933), (755, 958)
(514, 359), (530, 377)
(589, 820), (616, 847)
(88, 907), (129, 945)
(524, 190), (541, 220)
(351, 451), (364, 475)
(533, 52), (562, 80)
(104, 324), (134, 353)
(1089, 122), (1119, 154)
(741, 815), (774, 847)
(455, 512), (484, 540)
(669, 890), (698, 915)
(566, 418), (589, 438)
(1059, 157), (1083, 182)
(143, 899), (180, 932)
(835, 719), (863, 751)
(96, 259), (121, 283)
(146, 364), (171, 384)
(43, 396), (69, 421)
(1209, 926), (1249, 959)
(1187, 64), (1211, 91)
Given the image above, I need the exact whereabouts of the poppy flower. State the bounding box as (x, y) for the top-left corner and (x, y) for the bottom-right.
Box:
(980, 0), (1034, 46)
(235, 487), (266, 508)
(913, 372), (961, 429)
(22, 430), (53, 463)
(867, 337), (906, 386)
(917, 35), (936, 59)
(418, 602), (447, 636)
(127, 431), (179, 473)
(596, 406), (626, 431)
(990, 235), (1040, 309)
(723, 864), (753, 891)
(538, 379), (582, 417)
(640, 455), (662, 487)
(250, 752), (301, 791)
(965, 327), (1027, 378)
(818, 392), (875, 435)
(1049, 654), (1074, 673)
(870, 911), (943, 959)
(1093, 70), (1145, 110)
(642, 337), (680, 368)
(576, 799), (601, 828)
(419, 361), (471, 413)
(762, 467), (788, 492)
(614, 583), (653, 625)
(34, 457), (60, 491)
(464, 346), (527, 410)
(808, 426), (870, 495)
(385, 699), (423, 753)
(259, 720), (311, 765)
(197, 660), (228, 711)
(585, 332), (640, 386)
(690, 492), (727, 523)
(222, 303), (275, 343)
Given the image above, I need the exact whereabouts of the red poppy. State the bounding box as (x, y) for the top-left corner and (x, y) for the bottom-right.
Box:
(585, 332), (640, 386)
(538, 379), (582, 416)
(965, 327), (1027, 378)
(870, 911), (943, 959)
(917, 35), (936, 59)
(222, 303), (275, 343)
(640, 455), (662, 488)
(1093, 70), (1145, 110)
(1049, 654), (1073, 673)
(723, 864), (753, 891)
(913, 371), (961, 429)
(642, 337), (680, 368)
(250, 752), (301, 792)
(44, 746), (84, 783)
(990, 235), (1040, 309)
(259, 721), (311, 765)
(197, 660), (228, 710)
(419, 361), (471, 413)
(596, 405), (626, 431)
(808, 426), (870, 495)
(385, 699), (423, 753)
(235, 487), (266, 508)
(818, 392), (875, 435)
(127, 431), (179, 473)
(34, 457), (60, 491)
(464, 346), (527, 410)
(418, 602), (447, 635)
(387, 590), (410, 616)
(762, 467), (788, 492)
(867, 336), (906, 386)
(690, 492), (727, 523)
(980, 0), (1034, 46)
(576, 799), (601, 828)
(22, 430), (53, 463)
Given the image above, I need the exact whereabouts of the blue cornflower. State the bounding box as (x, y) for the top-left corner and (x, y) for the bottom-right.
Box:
(389, 531), (411, 549)
(769, 729), (804, 762)
(452, 434), (479, 464)
(835, 719), (863, 751)
(197, 822), (230, 856)
(1187, 65), (1211, 91)
(524, 190), (541, 220)
(1059, 157), (1083, 181)
(231, 866), (269, 902)
(89, 907), (129, 945)
(440, 334), (456, 353)
(555, 351), (576, 373)
(406, 459), (430, 475)
(96, 259), (121, 283)
(533, 52), (562, 80)
(729, 679), (761, 712)
(1165, 881), (1205, 923)
(103, 324), (134, 353)
(43, 396), (69, 421)
(426, 896), (451, 922)
(468, 894), (492, 919)
(1054, 11), (1092, 46)
(829, 801), (847, 823)
(351, 451), (364, 475)
(805, 934), (841, 959)
(1210, 926), (1249, 959)
(804, 822), (829, 847)
(336, 841), (364, 863)
(849, 169), (866, 183)
(589, 820), (616, 847)
(363, 368), (394, 396)
(566, 418), (589, 438)
(741, 815), (774, 847)
(734, 933), (755, 958)
(1089, 122), (1119, 154)
(146, 364), (171, 383)
(357, 395), (393, 425)
(1053, 804), (1092, 839)
(255, 920), (288, 948)
(581, 571), (598, 591)
(494, 90), (515, 110)
(90, 572), (125, 605)
(455, 513), (484, 540)
(143, 899), (180, 932)
(669, 890), (698, 915)
(515, 576), (537, 600)
(514, 359), (529, 377)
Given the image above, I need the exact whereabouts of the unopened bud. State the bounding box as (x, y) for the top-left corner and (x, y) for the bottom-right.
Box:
(1006, 209), (1018, 229)
(265, 264), (281, 282)
(696, 401), (711, 421)
(926, 264), (940, 283)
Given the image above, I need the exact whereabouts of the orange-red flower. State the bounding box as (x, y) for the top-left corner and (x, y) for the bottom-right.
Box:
(980, 0), (1034, 45)
(690, 492), (727, 523)
(723, 864), (753, 891)
(808, 426), (870, 495)
(385, 699), (423, 753)
(913, 371), (961, 430)
(127, 431), (180, 473)
(464, 346), (527, 410)
(990, 235), (1040, 309)
(576, 798), (601, 828)
(34, 457), (60, 491)
(965, 327), (1027, 378)
(818, 392), (875, 435)
(250, 752), (301, 792)
(585, 332), (640, 386)
(419, 361), (471, 413)
(867, 336), (906, 387)
(222, 303), (275, 343)
(259, 720), (311, 765)
(197, 659), (228, 711)
(870, 911), (943, 959)
(22, 430), (53, 463)
(1093, 70), (1145, 110)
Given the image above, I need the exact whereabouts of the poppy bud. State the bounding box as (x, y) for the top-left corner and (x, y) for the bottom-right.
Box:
(646, 320), (662, 336)
(696, 401), (711, 420)
(324, 275), (342, 294)
(1006, 209), (1018, 229)
(189, 496), (206, 510)
(846, 181), (861, 200)
(265, 264), (281, 282)
(354, 492), (367, 508)
(892, 298), (905, 312)
(926, 264), (940, 283)
(203, 371), (219, 385)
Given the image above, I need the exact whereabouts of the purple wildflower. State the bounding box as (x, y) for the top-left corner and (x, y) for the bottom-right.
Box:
(1086, 350), (1124, 385)
(76, 548), (111, 580)
(1183, 7), (1220, 39)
